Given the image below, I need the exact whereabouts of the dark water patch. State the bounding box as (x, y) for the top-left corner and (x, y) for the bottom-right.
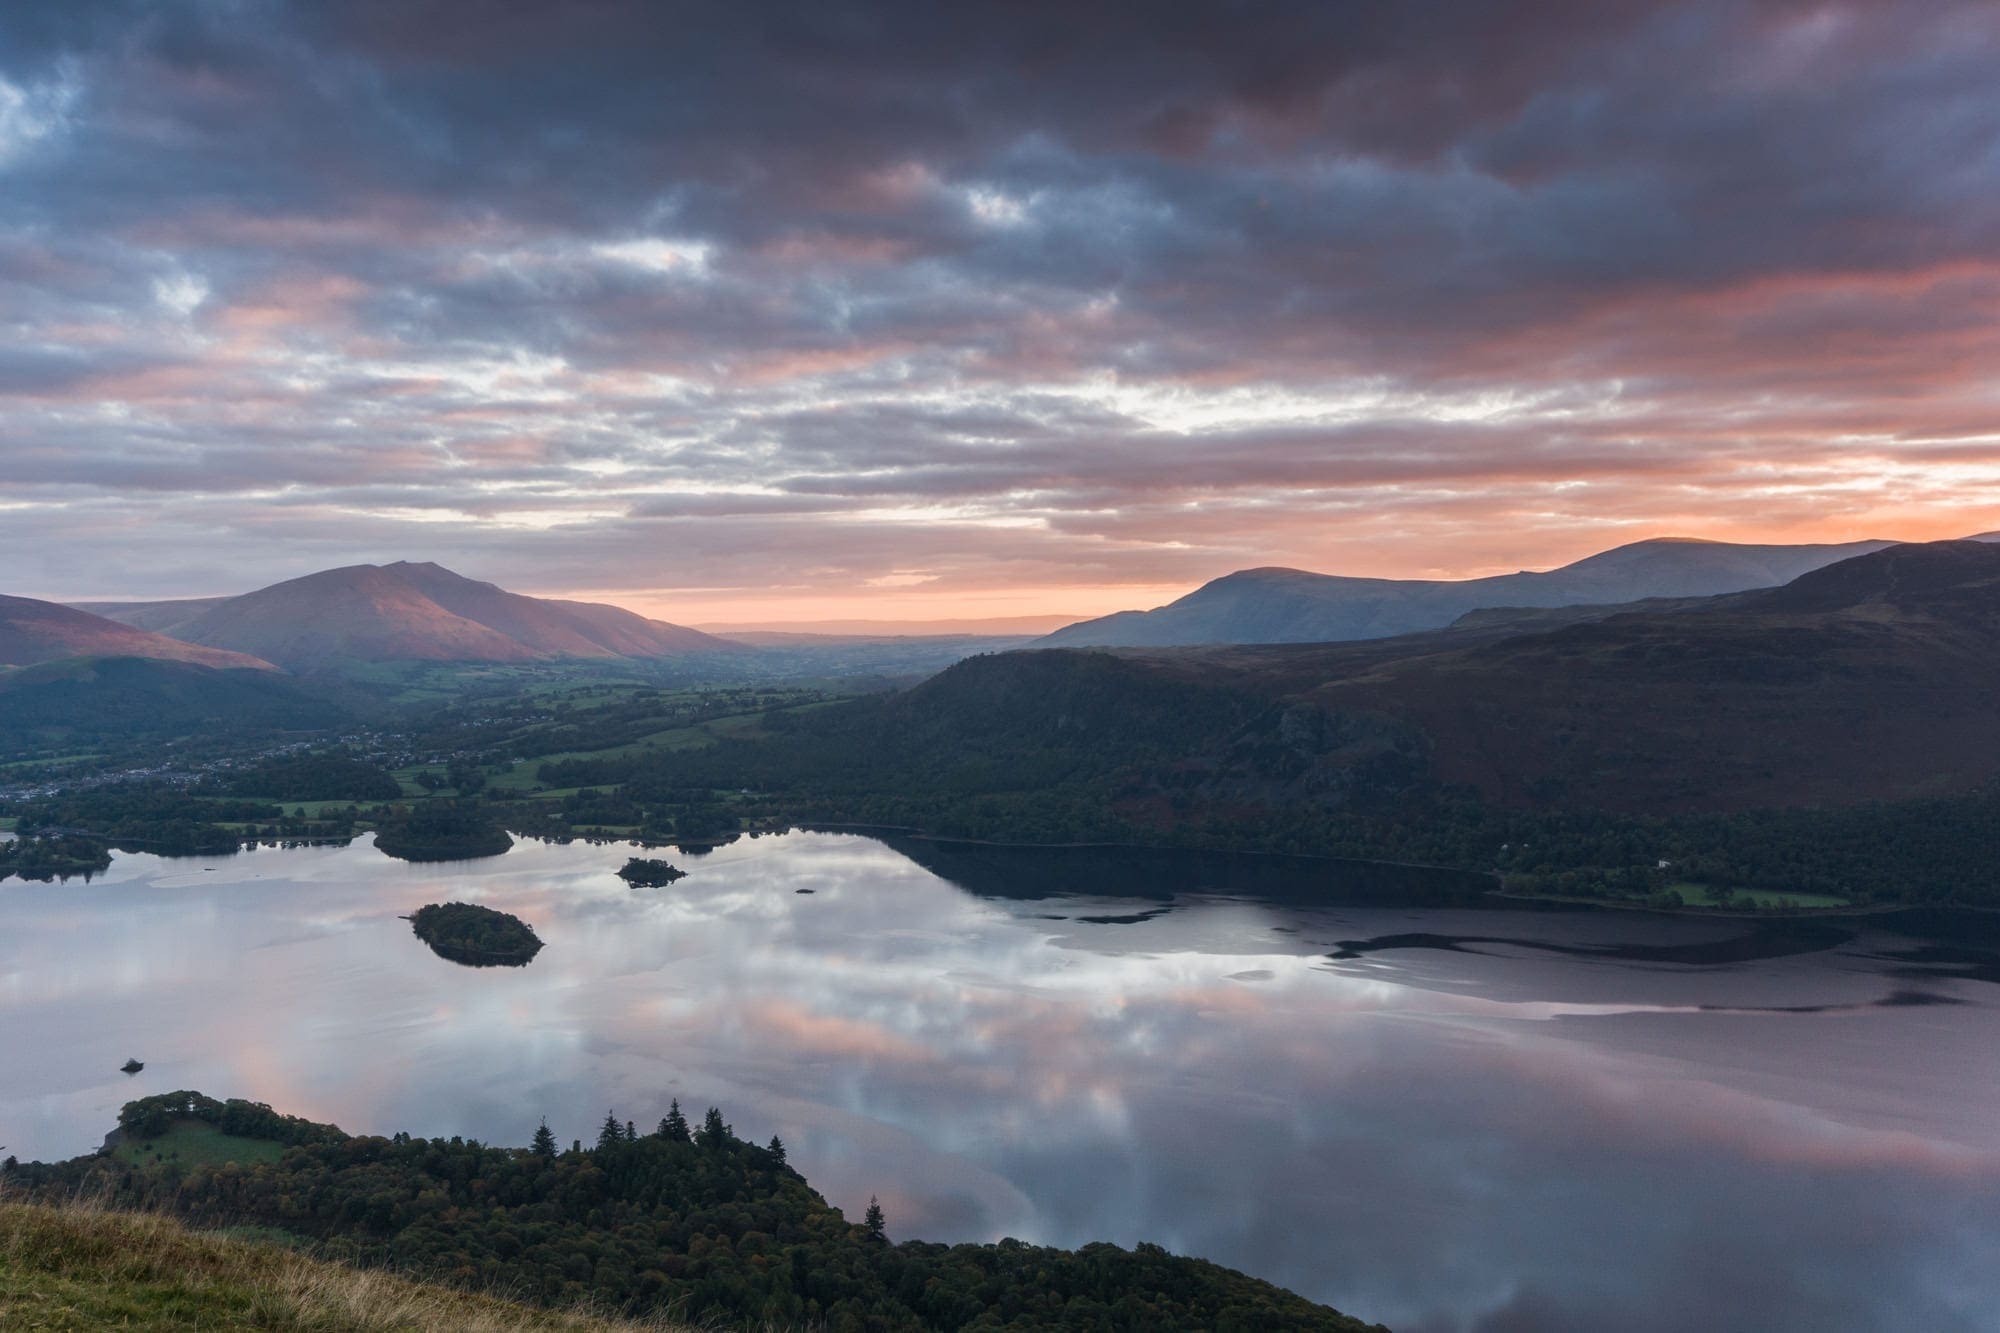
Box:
(865, 832), (1500, 907)
(1331, 919), (1856, 967)
(1694, 989), (1967, 1015)
(1874, 988), (1969, 1006)
(1075, 906), (1175, 926)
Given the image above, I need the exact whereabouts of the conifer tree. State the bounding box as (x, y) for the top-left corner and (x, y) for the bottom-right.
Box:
(658, 1099), (689, 1141)
(864, 1195), (886, 1242)
(767, 1134), (786, 1165)
(596, 1110), (625, 1150)
(698, 1106), (729, 1148)
(530, 1118), (557, 1159)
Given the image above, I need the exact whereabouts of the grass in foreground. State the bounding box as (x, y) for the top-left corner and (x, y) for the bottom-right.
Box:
(0, 1197), (684, 1332)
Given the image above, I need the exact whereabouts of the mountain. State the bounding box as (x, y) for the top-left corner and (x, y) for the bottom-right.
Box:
(639, 542), (2000, 831)
(80, 562), (736, 673)
(1299, 539), (2000, 812)
(0, 656), (349, 749)
(0, 594), (277, 671)
(74, 595), (233, 632)
(1039, 537), (1903, 647)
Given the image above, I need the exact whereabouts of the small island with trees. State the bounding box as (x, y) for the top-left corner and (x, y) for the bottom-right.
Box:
(616, 856), (686, 887)
(407, 902), (543, 966)
(374, 803), (513, 863)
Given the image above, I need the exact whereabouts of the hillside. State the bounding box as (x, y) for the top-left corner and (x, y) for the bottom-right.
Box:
(557, 543), (2000, 903)
(1309, 540), (2000, 812)
(0, 595), (276, 671)
(1040, 536), (1902, 646)
(0, 1198), (679, 1333)
(4, 1092), (1378, 1332)
(82, 562), (735, 673)
(0, 657), (348, 752)
(73, 595), (233, 632)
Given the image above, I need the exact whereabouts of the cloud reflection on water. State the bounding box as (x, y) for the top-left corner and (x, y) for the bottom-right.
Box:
(2, 830), (1998, 1331)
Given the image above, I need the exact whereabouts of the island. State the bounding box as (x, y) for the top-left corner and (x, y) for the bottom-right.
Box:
(406, 902), (543, 967)
(373, 805), (513, 863)
(0, 833), (113, 883)
(617, 856), (686, 887)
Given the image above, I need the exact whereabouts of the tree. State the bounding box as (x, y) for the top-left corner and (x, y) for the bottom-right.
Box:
(531, 1119), (557, 1160)
(863, 1195), (886, 1242)
(625, 1120), (636, 1142)
(697, 1106), (729, 1149)
(766, 1134), (786, 1165)
(658, 1100), (689, 1142)
(596, 1110), (625, 1151)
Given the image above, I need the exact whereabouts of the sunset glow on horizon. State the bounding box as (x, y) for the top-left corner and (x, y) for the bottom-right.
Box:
(6, 2), (2000, 622)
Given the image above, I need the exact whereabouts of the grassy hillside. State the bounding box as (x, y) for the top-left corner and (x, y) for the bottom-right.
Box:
(0, 1198), (679, 1332)
(7, 1092), (1377, 1331)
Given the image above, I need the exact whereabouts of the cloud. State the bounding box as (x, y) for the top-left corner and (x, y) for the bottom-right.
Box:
(2, 1), (1999, 611)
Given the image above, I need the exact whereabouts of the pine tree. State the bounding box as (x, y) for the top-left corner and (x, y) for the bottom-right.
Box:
(530, 1119), (557, 1159)
(698, 1106), (729, 1148)
(596, 1110), (625, 1151)
(864, 1195), (886, 1242)
(658, 1099), (689, 1141)
(626, 1120), (636, 1141)
(766, 1134), (786, 1165)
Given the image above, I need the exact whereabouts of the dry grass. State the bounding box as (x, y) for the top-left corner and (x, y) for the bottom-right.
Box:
(0, 1195), (691, 1331)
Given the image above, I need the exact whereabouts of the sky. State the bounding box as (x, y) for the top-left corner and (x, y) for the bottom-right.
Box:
(4, 0), (1999, 626)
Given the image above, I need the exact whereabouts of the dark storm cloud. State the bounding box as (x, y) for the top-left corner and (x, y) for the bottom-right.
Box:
(2, 0), (1998, 608)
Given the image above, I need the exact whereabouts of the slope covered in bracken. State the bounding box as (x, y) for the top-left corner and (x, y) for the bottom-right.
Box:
(0, 595), (277, 671)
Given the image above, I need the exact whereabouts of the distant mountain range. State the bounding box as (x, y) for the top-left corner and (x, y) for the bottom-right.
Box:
(1038, 535), (2000, 647)
(0, 595), (278, 672)
(731, 541), (2000, 820)
(76, 561), (735, 673)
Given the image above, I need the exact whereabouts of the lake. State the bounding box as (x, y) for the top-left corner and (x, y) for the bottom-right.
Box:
(3, 829), (1998, 1332)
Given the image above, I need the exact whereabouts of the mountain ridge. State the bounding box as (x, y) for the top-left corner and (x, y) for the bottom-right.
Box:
(0, 594), (279, 672)
(1038, 536), (1933, 647)
(72, 562), (737, 673)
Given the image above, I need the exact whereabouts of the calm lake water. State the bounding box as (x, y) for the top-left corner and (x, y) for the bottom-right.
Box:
(4, 830), (1999, 1332)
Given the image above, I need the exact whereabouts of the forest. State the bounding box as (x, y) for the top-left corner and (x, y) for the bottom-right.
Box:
(373, 802), (514, 862)
(530, 660), (2000, 908)
(3, 1093), (1380, 1333)
(617, 857), (687, 887)
(408, 901), (544, 966)
(204, 750), (402, 802)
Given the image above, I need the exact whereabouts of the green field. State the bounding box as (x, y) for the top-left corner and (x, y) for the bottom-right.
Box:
(483, 696), (840, 794)
(112, 1119), (289, 1170)
(1669, 882), (1852, 910)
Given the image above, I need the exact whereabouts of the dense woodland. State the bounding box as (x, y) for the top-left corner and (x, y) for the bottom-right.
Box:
(204, 750), (402, 802)
(408, 901), (544, 965)
(617, 857), (686, 887)
(532, 655), (2000, 908)
(0, 831), (113, 881)
(4, 1094), (1377, 1332)
(374, 802), (514, 862)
